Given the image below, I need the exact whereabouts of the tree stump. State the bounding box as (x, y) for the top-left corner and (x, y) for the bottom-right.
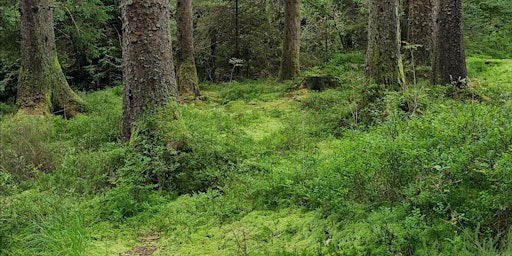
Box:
(301, 75), (340, 91)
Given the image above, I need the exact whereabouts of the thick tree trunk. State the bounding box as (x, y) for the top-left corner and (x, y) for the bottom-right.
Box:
(365, 0), (405, 88)
(17, 0), (83, 117)
(176, 0), (200, 98)
(407, 0), (434, 65)
(279, 0), (300, 81)
(432, 0), (467, 86)
(121, 0), (178, 140)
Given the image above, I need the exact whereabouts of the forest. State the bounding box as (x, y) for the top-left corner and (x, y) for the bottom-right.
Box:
(1, 0), (512, 255)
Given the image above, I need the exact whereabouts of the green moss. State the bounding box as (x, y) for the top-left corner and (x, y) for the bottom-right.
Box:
(177, 59), (200, 97)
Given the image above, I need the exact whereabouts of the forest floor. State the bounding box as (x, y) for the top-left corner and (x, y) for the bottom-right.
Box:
(1, 56), (512, 255)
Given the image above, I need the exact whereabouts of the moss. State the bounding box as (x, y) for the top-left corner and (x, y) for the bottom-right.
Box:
(17, 53), (85, 117)
(49, 54), (86, 117)
(16, 67), (52, 114)
(130, 100), (191, 152)
(177, 60), (200, 98)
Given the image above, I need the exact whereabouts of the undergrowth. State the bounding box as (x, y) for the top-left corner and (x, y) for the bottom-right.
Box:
(1, 55), (512, 255)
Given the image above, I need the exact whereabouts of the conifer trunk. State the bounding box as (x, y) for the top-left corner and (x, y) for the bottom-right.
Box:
(407, 0), (434, 65)
(432, 0), (467, 86)
(365, 0), (405, 88)
(176, 0), (200, 98)
(121, 0), (177, 140)
(17, 0), (83, 116)
(279, 0), (300, 81)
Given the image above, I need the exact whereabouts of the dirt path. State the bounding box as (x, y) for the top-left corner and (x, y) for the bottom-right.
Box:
(123, 230), (160, 256)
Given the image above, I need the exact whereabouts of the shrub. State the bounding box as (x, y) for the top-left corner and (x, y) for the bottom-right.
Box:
(0, 115), (58, 178)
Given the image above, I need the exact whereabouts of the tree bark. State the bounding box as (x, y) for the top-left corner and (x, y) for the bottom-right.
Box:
(17, 0), (83, 117)
(432, 0), (467, 86)
(407, 0), (434, 65)
(365, 0), (405, 88)
(208, 26), (217, 83)
(176, 0), (200, 98)
(121, 0), (178, 140)
(279, 0), (300, 81)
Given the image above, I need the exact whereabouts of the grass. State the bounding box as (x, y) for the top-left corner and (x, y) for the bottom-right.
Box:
(2, 54), (512, 255)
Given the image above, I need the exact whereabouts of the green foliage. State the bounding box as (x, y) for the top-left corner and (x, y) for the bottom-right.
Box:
(102, 102), (189, 220)
(0, 59), (18, 103)
(23, 211), (88, 256)
(464, 0), (512, 58)
(37, 145), (126, 196)
(3, 55), (512, 254)
(53, 0), (112, 60)
(53, 86), (122, 149)
(299, 90), (353, 136)
(52, 0), (121, 91)
(0, 190), (77, 254)
(0, 3), (19, 60)
(301, 0), (368, 66)
(217, 80), (288, 104)
(0, 116), (58, 178)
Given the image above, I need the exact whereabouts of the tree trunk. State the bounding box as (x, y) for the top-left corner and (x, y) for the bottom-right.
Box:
(407, 0), (434, 65)
(234, 0), (240, 58)
(432, 0), (467, 86)
(121, 0), (178, 140)
(176, 0), (200, 98)
(208, 27), (217, 83)
(401, 0), (410, 42)
(279, 0), (300, 81)
(17, 0), (83, 117)
(365, 0), (405, 88)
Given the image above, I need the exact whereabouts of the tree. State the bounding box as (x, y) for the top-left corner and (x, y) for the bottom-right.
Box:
(432, 0), (467, 86)
(176, 0), (200, 98)
(279, 0), (301, 81)
(120, 0), (178, 140)
(365, 0), (405, 88)
(17, 0), (84, 116)
(405, 0), (434, 65)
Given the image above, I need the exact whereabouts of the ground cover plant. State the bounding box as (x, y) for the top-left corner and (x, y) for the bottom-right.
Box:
(1, 53), (512, 255)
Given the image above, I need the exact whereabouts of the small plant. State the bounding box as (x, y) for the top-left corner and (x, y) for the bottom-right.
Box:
(229, 58), (244, 82)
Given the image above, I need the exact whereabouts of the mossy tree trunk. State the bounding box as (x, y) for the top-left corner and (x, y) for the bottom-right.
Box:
(365, 0), (405, 89)
(176, 0), (200, 99)
(17, 0), (83, 117)
(121, 0), (178, 140)
(432, 0), (467, 86)
(406, 0), (434, 65)
(279, 0), (300, 81)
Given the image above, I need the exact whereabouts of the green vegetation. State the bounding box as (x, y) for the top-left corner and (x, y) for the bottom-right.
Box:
(2, 0), (512, 254)
(2, 53), (512, 255)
